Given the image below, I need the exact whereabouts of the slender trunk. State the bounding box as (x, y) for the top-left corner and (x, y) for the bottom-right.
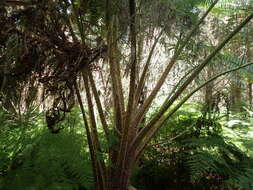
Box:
(249, 82), (252, 105)
(74, 83), (100, 190)
(246, 27), (252, 106)
(202, 65), (214, 116)
(82, 69), (107, 189)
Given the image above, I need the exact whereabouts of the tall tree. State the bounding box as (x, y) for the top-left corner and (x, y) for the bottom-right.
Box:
(1, 0), (253, 189)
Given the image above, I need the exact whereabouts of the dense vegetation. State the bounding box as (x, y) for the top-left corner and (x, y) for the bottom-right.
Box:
(1, 105), (253, 190)
(0, 0), (253, 190)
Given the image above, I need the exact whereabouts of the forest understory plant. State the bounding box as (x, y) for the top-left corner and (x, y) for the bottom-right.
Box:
(0, 0), (253, 190)
(133, 105), (253, 190)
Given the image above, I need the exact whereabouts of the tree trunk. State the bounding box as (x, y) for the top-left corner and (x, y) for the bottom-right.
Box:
(249, 82), (252, 105)
(202, 65), (214, 116)
(230, 78), (243, 113)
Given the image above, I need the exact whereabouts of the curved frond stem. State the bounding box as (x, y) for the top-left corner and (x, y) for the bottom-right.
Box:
(70, 0), (85, 43)
(116, 0), (138, 188)
(74, 81), (100, 190)
(136, 61), (253, 159)
(106, 13), (125, 135)
(163, 65), (198, 104)
(88, 70), (110, 142)
(82, 69), (107, 189)
(134, 29), (164, 110)
(130, 0), (220, 133)
(131, 11), (253, 156)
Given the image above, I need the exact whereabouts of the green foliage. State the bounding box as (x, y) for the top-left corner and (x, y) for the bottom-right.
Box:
(134, 104), (253, 190)
(186, 135), (253, 190)
(216, 53), (253, 82)
(0, 107), (93, 190)
(223, 111), (253, 157)
(0, 106), (42, 176)
(213, 0), (253, 15)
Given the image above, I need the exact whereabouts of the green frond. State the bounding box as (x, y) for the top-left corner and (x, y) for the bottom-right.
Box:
(224, 168), (253, 190)
(186, 135), (253, 189)
(216, 53), (253, 81)
(208, 0), (252, 15)
(0, 107), (94, 190)
(187, 150), (232, 182)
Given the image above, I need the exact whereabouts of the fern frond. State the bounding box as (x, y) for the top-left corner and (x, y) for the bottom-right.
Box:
(186, 135), (253, 189)
(216, 53), (253, 81)
(224, 168), (253, 190)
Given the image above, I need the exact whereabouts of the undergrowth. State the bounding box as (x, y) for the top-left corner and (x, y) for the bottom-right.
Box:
(0, 107), (93, 190)
(133, 103), (253, 190)
(1, 103), (252, 190)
